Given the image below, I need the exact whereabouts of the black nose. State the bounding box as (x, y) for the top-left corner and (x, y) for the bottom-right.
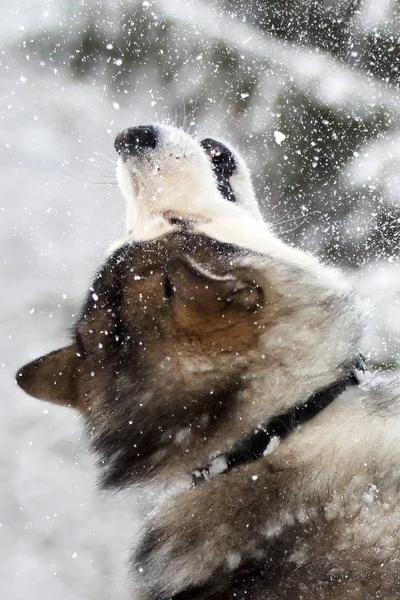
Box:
(114, 125), (158, 158)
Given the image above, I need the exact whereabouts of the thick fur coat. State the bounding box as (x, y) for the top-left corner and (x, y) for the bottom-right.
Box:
(17, 124), (400, 599)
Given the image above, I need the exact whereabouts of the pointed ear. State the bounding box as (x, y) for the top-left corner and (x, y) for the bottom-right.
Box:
(16, 344), (81, 407)
(224, 276), (265, 312)
(170, 257), (265, 313)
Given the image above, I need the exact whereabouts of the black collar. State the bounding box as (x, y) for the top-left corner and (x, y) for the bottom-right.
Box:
(192, 355), (367, 484)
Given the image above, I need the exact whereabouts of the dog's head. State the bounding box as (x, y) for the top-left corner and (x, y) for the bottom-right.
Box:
(16, 232), (279, 487)
(16, 126), (361, 491)
(114, 123), (263, 239)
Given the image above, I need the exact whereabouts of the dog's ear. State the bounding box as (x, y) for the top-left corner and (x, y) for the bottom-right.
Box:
(169, 257), (265, 313)
(16, 344), (81, 407)
(166, 256), (273, 351)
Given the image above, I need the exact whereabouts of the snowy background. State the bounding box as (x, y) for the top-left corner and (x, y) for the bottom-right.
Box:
(2, 0), (400, 598)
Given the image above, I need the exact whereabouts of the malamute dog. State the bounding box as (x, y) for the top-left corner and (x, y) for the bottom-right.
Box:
(17, 124), (400, 599)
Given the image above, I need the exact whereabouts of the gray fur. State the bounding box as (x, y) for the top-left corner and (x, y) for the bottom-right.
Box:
(16, 125), (400, 600)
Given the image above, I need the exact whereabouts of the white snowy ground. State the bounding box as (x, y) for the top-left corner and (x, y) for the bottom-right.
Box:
(2, 4), (400, 600)
(0, 64), (155, 599)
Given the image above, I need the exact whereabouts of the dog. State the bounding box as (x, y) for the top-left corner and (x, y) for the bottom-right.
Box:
(16, 124), (400, 600)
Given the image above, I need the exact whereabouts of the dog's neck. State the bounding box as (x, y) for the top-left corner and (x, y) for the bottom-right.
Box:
(192, 355), (368, 484)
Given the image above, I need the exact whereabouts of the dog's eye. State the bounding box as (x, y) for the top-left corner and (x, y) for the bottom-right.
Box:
(200, 138), (237, 175)
(164, 274), (175, 300)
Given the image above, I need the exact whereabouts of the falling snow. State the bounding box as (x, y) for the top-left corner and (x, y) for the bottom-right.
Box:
(273, 130), (286, 146)
(2, 0), (400, 598)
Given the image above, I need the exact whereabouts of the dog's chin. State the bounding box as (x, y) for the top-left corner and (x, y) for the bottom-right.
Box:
(128, 174), (140, 200)
(117, 164), (148, 229)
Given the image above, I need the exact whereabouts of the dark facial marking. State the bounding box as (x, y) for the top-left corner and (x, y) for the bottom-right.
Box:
(70, 233), (255, 489)
(200, 138), (237, 203)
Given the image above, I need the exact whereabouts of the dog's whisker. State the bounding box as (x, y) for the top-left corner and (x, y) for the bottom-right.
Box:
(85, 161), (112, 171)
(198, 110), (232, 140)
(217, 73), (239, 111)
(182, 113), (195, 158)
(183, 135), (191, 159)
(186, 82), (200, 136)
(94, 151), (117, 166)
(272, 210), (322, 228)
(181, 96), (187, 131)
(84, 143), (117, 167)
(197, 76), (239, 141)
(91, 181), (117, 186)
(278, 221), (312, 235)
(270, 203), (298, 225)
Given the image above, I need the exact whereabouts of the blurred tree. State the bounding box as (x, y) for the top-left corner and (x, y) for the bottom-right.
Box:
(19, 0), (400, 269)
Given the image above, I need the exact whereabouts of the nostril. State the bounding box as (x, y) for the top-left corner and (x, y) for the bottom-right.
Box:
(114, 125), (158, 158)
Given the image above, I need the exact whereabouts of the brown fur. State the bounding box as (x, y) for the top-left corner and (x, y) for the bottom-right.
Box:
(16, 202), (400, 599)
(17, 233), (282, 487)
